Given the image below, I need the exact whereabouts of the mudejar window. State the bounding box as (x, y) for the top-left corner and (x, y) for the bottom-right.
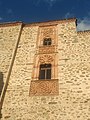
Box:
(39, 64), (51, 80)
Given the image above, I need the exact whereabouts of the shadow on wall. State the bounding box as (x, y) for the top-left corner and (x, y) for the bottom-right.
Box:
(0, 72), (4, 96)
(0, 72), (4, 118)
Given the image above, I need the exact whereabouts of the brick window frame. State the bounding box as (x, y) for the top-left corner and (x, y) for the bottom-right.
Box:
(29, 25), (59, 96)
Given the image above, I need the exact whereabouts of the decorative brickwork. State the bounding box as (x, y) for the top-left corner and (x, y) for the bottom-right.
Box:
(39, 45), (56, 54)
(38, 25), (57, 46)
(30, 79), (59, 96)
(31, 24), (58, 83)
(39, 54), (54, 64)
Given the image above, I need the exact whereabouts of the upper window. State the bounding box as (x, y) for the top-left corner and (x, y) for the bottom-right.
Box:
(43, 38), (52, 46)
(39, 64), (51, 80)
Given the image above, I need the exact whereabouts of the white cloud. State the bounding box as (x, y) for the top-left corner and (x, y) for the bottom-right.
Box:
(0, 17), (3, 21)
(64, 12), (74, 19)
(34, 0), (59, 7)
(44, 0), (57, 6)
(7, 9), (13, 14)
(77, 17), (90, 31)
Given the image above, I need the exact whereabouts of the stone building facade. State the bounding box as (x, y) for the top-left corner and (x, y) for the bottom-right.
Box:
(0, 18), (90, 120)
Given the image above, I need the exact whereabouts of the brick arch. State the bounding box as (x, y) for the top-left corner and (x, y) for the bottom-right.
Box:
(39, 55), (54, 64)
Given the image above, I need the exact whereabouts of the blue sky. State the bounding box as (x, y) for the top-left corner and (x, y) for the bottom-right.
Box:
(0, 0), (90, 30)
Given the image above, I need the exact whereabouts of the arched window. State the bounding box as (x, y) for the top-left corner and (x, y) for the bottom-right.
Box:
(39, 64), (51, 80)
(43, 38), (52, 45)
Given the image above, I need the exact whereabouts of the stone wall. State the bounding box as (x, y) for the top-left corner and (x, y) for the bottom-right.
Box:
(0, 23), (22, 96)
(57, 22), (90, 120)
(1, 25), (39, 119)
(0, 23), (23, 118)
(1, 19), (90, 120)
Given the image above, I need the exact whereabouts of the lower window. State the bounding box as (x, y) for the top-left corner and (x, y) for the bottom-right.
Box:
(39, 64), (51, 80)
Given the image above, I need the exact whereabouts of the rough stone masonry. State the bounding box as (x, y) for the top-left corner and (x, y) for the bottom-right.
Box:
(0, 18), (90, 120)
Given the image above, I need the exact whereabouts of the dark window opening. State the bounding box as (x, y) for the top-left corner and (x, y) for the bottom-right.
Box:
(43, 38), (52, 46)
(39, 64), (51, 80)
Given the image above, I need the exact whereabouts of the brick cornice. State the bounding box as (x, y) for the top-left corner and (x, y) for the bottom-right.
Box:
(0, 21), (22, 27)
(77, 30), (90, 35)
(24, 18), (76, 27)
(0, 18), (76, 27)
